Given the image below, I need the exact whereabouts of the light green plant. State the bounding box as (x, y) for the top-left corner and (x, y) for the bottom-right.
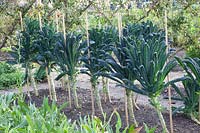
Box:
(0, 62), (24, 89)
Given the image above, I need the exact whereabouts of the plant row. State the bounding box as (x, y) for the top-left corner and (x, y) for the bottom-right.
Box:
(10, 18), (200, 132)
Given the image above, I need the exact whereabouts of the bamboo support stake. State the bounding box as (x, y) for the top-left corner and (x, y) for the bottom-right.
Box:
(37, 0), (42, 31)
(62, 12), (72, 108)
(62, 13), (66, 45)
(124, 89), (129, 126)
(85, 11), (95, 116)
(55, 10), (59, 32)
(117, 12), (129, 126)
(165, 10), (173, 133)
(117, 12), (122, 43)
(19, 11), (23, 31)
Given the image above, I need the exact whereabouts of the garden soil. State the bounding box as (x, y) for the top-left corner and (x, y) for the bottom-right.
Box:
(1, 49), (200, 132)
(24, 87), (200, 133)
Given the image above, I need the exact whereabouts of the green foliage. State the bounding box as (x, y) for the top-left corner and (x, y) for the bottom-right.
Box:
(171, 78), (199, 116)
(144, 123), (156, 133)
(81, 26), (117, 81)
(0, 62), (24, 89)
(173, 57), (200, 117)
(10, 18), (40, 82)
(0, 94), (131, 133)
(0, 94), (75, 132)
(186, 44), (200, 58)
(34, 67), (47, 82)
(78, 111), (128, 133)
(54, 32), (83, 80)
(34, 23), (57, 73)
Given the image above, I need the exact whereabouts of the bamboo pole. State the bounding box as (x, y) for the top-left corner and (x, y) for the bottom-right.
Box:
(55, 10), (59, 32)
(85, 11), (95, 116)
(37, 0), (42, 31)
(165, 10), (173, 133)
(19, 11), (23, 31)
(117, 12), (129, 126)
(124, 89), (129, 126)
(62, 12), (72, 108)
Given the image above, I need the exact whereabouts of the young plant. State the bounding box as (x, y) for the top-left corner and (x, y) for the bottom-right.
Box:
(124, 36), (178, 133)
(0, 62), (24, 89)
(54, 32), (83, 108)
(81, 26), (115, 115)
(175, 57), (200, 123)
(118, 21), (183, 132)
(34, 24), (57, 101)
(104, 38), (139, 127)
(10, 18), (40, 96)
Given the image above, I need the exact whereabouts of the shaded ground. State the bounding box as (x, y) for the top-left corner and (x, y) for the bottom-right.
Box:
(25, 88), (200, 133)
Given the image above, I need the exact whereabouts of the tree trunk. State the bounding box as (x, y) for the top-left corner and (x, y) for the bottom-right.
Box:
(126, 89), (138, 127)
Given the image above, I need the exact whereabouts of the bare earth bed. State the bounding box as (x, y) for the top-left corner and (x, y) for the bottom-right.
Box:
(24, 88), (200, 133)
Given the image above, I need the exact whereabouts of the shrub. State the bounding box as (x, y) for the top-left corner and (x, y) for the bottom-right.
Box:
(0, 62), (24, 89)
(0, 94), (134, 133)
(186, 44), (200, 58)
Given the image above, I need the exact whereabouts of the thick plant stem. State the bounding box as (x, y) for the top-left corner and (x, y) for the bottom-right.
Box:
(156, 108), (169, 133)
(26, 68), (30, 97)
(102, 77), (107, 102)
(90, 80), (95, 116)
(132, 92), (140, 110)
(151, 97), (169, 133)
(93, 81), (104, 115)
(70, 77), (79, 108)
(106, 78), (112, 103)
(126, 89), (138, 127)
(102, 77), (111, 102)
(50, 72), (57, 101)
(45, 67), (52, 100)
(124, 89), (129, 126)
(30, 69), (38, 96)
(66, 76), (72, 108)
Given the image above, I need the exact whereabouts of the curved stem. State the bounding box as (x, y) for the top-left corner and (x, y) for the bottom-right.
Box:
(132, 92), (140, 110)
(106, 78), (112, 103)
(30, 68), (38, 96)
(127, 89), (138, 127)
(46, 67), (52, 100)
(66, 76), (72, 108)
(70, 76), (79, 108)
(90, 79), (95, 116)
(93, 80), (104, 115)
(151, 97), (169, 133)
(124, 89), (129, 126)
(50, 72), (57, 101)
